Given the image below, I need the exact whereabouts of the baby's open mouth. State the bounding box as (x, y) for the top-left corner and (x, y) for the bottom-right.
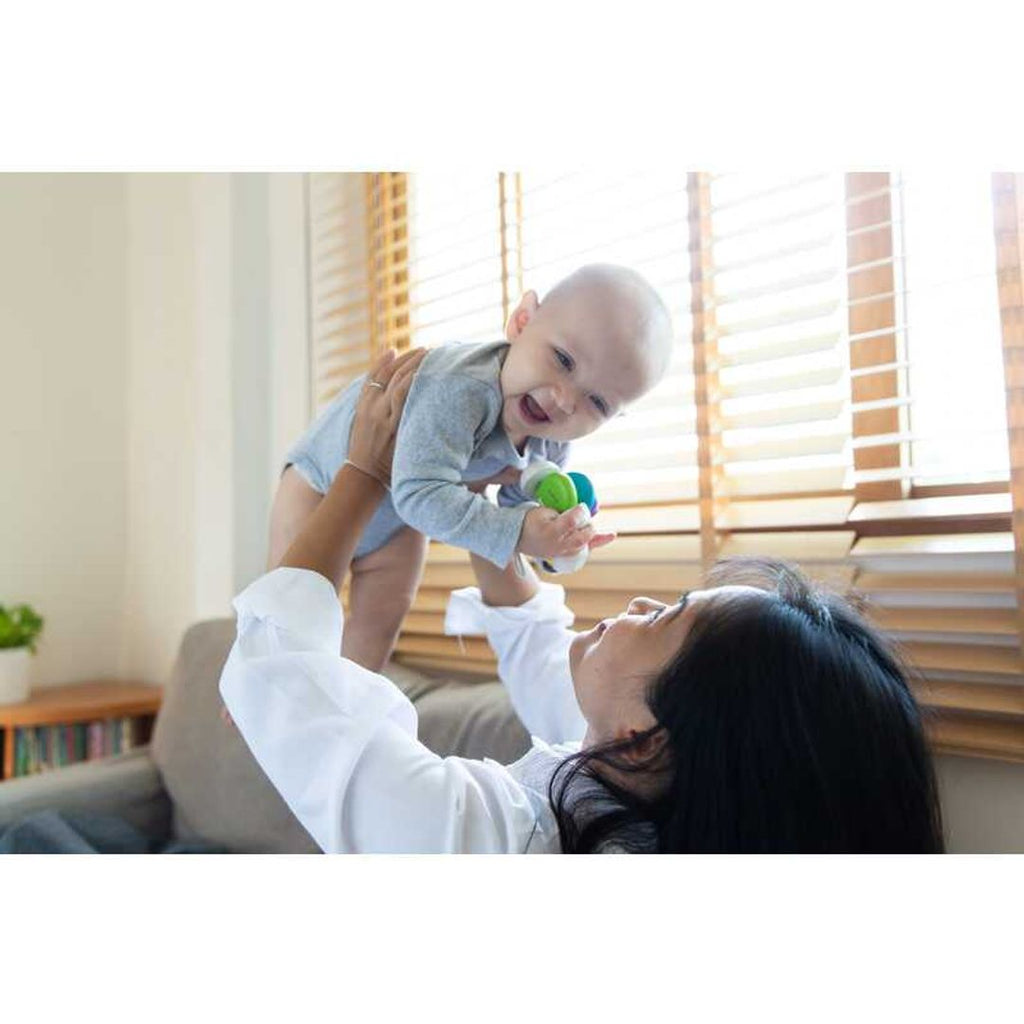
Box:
(520, 394), (549, 424)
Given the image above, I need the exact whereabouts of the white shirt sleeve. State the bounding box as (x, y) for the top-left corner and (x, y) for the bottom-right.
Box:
(445, 581), (587, 745)
(219, 567), (546, 854)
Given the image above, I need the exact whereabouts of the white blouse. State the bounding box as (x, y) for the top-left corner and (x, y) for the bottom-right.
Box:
(219, 567), (587, 853)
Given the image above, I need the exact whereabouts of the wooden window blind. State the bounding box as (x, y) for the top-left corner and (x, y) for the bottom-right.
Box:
(406, 173), (506, 348)
(701, 172), (856, 596)
(846, 172), (1022, 761)
(307, 172), (410, 412)
(512, 173), (697, 524)
(306, 172), (1024, 760)
(307, 173), (371, 411)
(400, 172), (703, 675)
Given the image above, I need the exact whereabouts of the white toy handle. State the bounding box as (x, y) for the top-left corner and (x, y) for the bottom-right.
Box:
(519, 460), (590, 575)
(548, 506), (590, 574)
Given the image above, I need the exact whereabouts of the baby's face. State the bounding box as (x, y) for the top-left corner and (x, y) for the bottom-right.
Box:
(499, 287), (667, 446)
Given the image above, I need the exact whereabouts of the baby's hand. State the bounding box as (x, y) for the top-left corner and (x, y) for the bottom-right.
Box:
(518, 504), (602, 561)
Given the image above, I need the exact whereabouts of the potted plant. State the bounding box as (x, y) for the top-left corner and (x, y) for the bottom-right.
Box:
(0, 603), (44, 705)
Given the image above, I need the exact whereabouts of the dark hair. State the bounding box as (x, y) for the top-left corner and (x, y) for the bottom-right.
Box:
(550, 558), (945, 853)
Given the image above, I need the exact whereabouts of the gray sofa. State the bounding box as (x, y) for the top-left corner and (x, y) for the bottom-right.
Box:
(0, 619), (530, 852)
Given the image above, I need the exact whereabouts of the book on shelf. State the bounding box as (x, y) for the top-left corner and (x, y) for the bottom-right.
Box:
(7, 717), (145, 780)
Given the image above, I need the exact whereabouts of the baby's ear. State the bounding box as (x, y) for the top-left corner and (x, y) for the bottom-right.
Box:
(505, 290), (539, 340)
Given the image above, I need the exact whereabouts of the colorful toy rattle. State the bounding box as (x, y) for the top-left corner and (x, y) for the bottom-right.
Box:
(519, 459), (599, 574)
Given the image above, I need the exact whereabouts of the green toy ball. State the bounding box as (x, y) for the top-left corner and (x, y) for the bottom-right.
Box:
(517, 460), (601, 576)
(534, 472), (578, 513)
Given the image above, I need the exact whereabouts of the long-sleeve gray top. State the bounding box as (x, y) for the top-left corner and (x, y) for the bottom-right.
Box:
(285, 340), (570, 567)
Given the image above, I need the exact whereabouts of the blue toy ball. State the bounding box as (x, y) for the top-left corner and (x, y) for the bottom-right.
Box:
(567, 472), (598, 516)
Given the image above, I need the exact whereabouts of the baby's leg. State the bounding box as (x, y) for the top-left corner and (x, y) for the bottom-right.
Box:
(267, 466), (323, 570)
(344, 527), (428, 672)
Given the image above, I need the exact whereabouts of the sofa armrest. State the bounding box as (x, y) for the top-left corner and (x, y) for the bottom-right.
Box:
(0, 747), (172, 843)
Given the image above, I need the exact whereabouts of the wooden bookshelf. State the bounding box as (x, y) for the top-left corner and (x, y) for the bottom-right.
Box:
(0, 681), (162, 781)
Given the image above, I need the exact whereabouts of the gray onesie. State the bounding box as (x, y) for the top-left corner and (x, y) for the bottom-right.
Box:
(285, 340), (570, 567)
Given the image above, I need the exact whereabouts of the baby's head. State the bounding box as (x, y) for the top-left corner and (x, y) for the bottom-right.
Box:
(499, 263), (673, 445)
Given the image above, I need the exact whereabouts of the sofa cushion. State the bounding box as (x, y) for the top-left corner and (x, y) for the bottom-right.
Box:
(0, 749), (172, 842)
(151, 619), (320, 854)
(413, 678), (530, 764)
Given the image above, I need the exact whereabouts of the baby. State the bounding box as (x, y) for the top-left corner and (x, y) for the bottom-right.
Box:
(270, 263), (674, 670)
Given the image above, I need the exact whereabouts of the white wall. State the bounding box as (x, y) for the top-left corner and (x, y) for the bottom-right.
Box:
(267, 175), (311, 486)
(1, 172), (307, 690)
(120, 172), (308, 683)
(0, 174), (129, 688)
(230, 174), (272, 593)
(120, 174), (210, 682)
(192, 175), (235, 622)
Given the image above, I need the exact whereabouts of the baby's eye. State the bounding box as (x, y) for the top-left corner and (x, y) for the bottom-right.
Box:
(554, 348), (574, 371)
(590, 395), (609, 416)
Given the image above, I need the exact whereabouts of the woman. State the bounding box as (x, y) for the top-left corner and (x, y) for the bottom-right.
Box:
(220, 348), (945, 853)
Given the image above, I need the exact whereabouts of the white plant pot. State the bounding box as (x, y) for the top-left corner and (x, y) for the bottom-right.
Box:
(0, 647), (33, 705)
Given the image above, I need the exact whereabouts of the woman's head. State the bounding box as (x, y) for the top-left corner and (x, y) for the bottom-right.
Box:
(556, 558), (945, 853)
(569, 584), (765, 750)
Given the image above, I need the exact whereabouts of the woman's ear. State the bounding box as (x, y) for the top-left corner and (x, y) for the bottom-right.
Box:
(618, 728), (668, 768)
(505, 290), (539, 340)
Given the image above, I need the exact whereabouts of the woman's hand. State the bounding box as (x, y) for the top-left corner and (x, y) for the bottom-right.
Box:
(220, 346), (424, 729)
(347, 347), (426, 488)
(275, 346), (425, 592)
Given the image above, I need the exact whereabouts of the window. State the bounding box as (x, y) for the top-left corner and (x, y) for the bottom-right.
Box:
(895, 172), (1008, 487)
(407, 173), (504, 349)
(514, 172), (696, 517)
(706, 173), (853, 538)
(306, 171), (1024, 760)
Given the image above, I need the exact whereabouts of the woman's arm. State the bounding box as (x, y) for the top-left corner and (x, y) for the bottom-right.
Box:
(278, 347), (423, 590)
(221, 347), (548, 852)
(276, 463), (382, 587)
(443, 538), (584, 744)
(446, 577), (586, 745)
(220, 586), (546, 853)
(449, 490), (615, 744)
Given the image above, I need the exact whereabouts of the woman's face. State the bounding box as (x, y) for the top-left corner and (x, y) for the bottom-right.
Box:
(569, 585), (765, 746)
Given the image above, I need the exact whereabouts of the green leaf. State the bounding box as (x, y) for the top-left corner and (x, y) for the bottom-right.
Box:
(0, 602), (44, 651)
